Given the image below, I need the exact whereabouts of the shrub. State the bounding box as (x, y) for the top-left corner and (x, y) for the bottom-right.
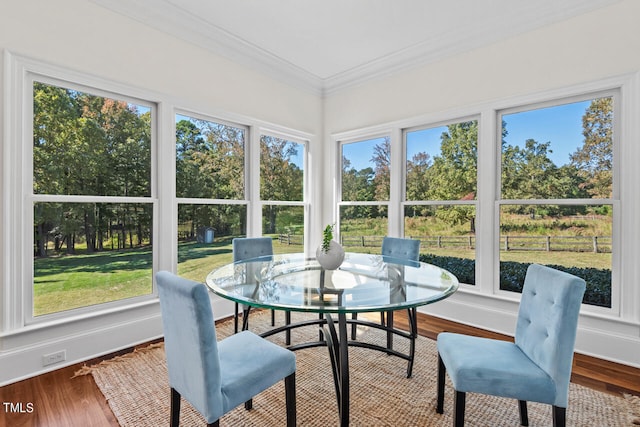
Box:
(419, 254), (611, 308)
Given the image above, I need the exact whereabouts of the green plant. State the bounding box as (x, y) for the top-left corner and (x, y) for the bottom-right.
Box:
(321, 224), (335, 253)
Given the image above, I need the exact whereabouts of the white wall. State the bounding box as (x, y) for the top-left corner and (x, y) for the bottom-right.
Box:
(325, 1), (640, 131)
(1, 0), (639, 386)
(0, 0), (323, 385)
(324, 0), (640, 368)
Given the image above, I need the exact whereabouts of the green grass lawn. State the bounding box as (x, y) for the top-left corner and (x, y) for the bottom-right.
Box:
(34, 237), (306, 316)
(34, 248), (153, 316)
(33, 232), (611, 316)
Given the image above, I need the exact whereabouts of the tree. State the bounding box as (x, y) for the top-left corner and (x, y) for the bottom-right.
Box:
(33, 82), (152, 254)
(371, 137), (390, 201)
(428, 121), (478, 230)
(570, 97), (613, 199)
(260, 135), (303, 233)
(406, 151), (433, 217)
(175, 119), (246, 238)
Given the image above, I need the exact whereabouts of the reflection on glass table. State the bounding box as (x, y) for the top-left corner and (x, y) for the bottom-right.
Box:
(206, 252), (458, 427)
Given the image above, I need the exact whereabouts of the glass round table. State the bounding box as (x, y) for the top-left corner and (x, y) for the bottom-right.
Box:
(206, 252), (458, 426)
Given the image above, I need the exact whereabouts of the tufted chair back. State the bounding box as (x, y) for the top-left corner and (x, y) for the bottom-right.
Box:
(381, 237), (420, 261)
(514, 263), (586, 407)
(233, 237), (273, 263)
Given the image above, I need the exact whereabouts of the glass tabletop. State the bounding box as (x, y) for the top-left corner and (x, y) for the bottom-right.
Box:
(205, 252), (459, 314)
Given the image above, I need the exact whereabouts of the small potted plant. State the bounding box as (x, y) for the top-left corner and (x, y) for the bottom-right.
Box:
(316, 223), (345, 270)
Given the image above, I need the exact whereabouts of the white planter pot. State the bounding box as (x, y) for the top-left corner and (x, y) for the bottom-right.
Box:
(316, 240), (345, 270)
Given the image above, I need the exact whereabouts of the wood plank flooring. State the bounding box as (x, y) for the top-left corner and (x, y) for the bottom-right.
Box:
(1, 312), (638, 427)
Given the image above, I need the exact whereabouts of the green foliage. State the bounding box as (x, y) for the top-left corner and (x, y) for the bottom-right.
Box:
(322, 224), (334, 253)
(500, 261), (611, 307)
(421, 253), (611, 308)
(33, 82), (151, 255)
(420, 253), (476, 285)
(571, 97), (613, 198)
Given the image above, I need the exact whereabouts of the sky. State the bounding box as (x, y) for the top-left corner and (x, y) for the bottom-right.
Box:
(344, 99), (592, 170)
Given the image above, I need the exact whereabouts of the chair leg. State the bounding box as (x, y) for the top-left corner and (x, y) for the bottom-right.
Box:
(519, 400), (529, 426)
(234, 302), (239, 333)
(436, 354), (445, 414)
(351, 313), (357, 340)
(552, 406), (566, 427)
(170, 387), (181, 427)
(285, 311), (292, 345)
(271, 309), (275, 326)
(285, 373), (297, 427)
(207, 422), (219, 427)
(453, 390), (466, 427)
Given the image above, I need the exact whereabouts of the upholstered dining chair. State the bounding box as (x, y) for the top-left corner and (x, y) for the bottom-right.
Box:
(232, 237), (274, 333)
(156, 271), (296, 427)
(436, 264), (586, 427)
(351, 237), (421, 365)
(352, 237), (420, 336)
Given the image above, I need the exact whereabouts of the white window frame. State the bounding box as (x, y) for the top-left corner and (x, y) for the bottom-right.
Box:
(336, 132), (392, 242)
(258, 130), (309, 246)
(495, 87), (623, 317)
(330, 73), (639, 323)
(401, 116), (480, 286)
(6, 55), (160, 327)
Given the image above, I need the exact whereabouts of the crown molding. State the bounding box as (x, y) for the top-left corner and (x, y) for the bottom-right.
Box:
(89, 0), (621, 98)
(89, 0), (324, 96)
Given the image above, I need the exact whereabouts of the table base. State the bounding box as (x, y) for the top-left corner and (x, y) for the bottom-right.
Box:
(256, 309), (418, 427)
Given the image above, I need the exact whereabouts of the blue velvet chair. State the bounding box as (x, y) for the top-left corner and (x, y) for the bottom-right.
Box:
(381, 236), (420, 261)
(232, 237), (275, 333)
(351, 236), (421, 375)
(156, 271), (296, 427)
(436, 264), (586, 427)
(380, 237), (421, 359)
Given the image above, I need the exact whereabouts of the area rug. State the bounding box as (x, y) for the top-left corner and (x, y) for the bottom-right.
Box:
(77, 311), (639, 426)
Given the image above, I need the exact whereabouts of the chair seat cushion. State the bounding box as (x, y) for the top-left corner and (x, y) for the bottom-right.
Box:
(218, 330), (296, 412)
(437, 332), (556, 404)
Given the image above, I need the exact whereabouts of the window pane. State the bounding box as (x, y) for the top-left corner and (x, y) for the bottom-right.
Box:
(176, 114), (245, 199)
(339, 205), (388, 253)
(342, 137), (389, 201)
(260, 135), (304, 201)
(499, 204), (612, 308)
(406, 121), (478, 201)
(33, 82), (151, 197)
(33, 202), (153, 316)
(177, 204), (246, 282)
(404, 205), (476, 285)
(501, 98), (613, 199)
(262, 205), (304, 254)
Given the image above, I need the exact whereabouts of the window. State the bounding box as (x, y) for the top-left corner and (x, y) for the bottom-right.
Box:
(499, 95), (616, 308)
(404, 120), (478, 285)
(260, 134), (306, 254)
(339, 136), (390, 252)
(32, 80), (154, 317)
(175, 113), (247, 281)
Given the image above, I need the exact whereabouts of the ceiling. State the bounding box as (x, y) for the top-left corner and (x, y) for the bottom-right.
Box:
(90, 0), (620, 95)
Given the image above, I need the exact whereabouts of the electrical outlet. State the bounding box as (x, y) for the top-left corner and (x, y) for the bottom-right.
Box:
(43, 350), (66, 367)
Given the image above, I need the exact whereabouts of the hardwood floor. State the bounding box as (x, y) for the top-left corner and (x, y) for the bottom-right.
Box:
(1, 312), (638, 427)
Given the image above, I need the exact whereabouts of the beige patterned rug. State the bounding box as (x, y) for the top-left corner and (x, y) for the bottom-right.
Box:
(77, 310), (640, 426)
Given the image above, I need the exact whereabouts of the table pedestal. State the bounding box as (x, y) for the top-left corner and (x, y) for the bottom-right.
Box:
(323, 313), (350, 426)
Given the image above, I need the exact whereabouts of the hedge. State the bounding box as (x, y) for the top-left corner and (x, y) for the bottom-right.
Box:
(419, 254), (610, 308)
